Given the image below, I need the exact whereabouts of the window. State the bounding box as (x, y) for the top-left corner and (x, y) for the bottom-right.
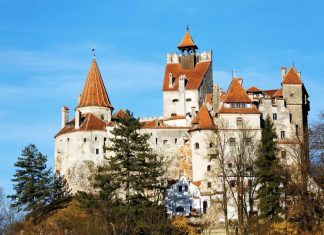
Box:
(184, 185), (188, 192)
(230, 180), (236, 187)
(95, 136), (97, 141)
(245, 138), (252, 146)
(176, 207), (184, 212)
(171, 113), (177, 117)
(155, 138), (158, 144)
(96, 149), (99, 154)
(101, 114), (105, 120)
(186, 98), (192, 102)
(195, 143), (199, 149)
(281, 151), (286, 159)
(248, 180), (252, 187)
(237, 117), (243, 127)
(230, 138), (236, 146)
(175, 138), (178, 144)
(273, 113), (277, 120)
(209, 142), (214, 148)
(83, 138), (86, 143)
(178, 185), (183, 192)
(207, 182), (211, 188)
(281, 131), (285, 139)
(295, 124), (299, 137)
(203, 201), (208, 214)
(228, 162), (233, 168)
(163, 140), (168, 144)
(67, 138), (70, 142)
(172, 99), (179, 103)
(231, 103), (246, 108)
(104, 137), (107, 142)
(207, 165), (211, 171)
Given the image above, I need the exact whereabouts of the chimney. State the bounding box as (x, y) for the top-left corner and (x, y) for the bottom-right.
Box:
(212, 85), (220, 115)
(297, 70), (302, 78)
(281, 67), (287, 81)
(61, 106), (69, 128)
(179, 75), (186, 92)
(237, 78), (243, 85)
(75, 110), (81, 129)
(191, 106), (196, 119)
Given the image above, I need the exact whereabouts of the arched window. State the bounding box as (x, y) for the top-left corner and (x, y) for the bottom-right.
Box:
(195, 143), (199, 149)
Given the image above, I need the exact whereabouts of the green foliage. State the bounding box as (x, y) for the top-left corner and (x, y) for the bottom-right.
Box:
(255, 116), (286, 222)
(95, 110), (165, 204)
(9, 144), (72, 223)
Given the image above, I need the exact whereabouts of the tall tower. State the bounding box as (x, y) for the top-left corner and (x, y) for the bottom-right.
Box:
(281, 66), (310, 139)
(55, 58), (113, 193)
(162, 27), (213, 119)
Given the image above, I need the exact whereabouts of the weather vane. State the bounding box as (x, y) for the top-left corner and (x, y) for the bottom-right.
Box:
(92, 48), (96, 59)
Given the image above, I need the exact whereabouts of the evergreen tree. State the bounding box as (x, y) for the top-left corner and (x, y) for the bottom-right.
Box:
(9, 144), (51, 218)
(95, 110), (165, 204)
(255, 116), (286, 222)
(9, 144), (72, 222)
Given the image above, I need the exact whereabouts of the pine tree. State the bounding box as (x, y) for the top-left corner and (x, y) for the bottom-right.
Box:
(255, 116), (286, 222)
(95, 110), (165, 205)
(9, 144), (51, 218)
(9, 144), (72, 222)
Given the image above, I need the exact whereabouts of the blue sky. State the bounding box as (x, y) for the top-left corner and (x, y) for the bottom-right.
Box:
(1, 0), (324, 194)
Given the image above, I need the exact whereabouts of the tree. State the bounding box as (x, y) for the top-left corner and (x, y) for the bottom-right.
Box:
(255, 116), (286, 222)
(9, 144), (71, 223)
(95, 110), (165, 204)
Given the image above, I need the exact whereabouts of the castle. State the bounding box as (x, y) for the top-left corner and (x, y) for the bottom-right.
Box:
(54, 29), (310, 219)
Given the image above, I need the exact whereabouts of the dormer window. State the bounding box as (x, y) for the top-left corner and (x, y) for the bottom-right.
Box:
(169, 73), (175, 88)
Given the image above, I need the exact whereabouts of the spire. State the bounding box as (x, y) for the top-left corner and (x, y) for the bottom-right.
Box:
(78, 59), (112, 108)
(177, 26), (198, 52)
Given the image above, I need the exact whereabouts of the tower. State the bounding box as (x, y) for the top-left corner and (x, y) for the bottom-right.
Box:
(281, 67), (310, 139)
(162, 27), (213, 119)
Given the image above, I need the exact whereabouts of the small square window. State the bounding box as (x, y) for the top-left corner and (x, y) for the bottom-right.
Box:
(195, 143), (200, 149)
(230, 180), (236, 187)
(230, 138), (236, 146)
(67, 138), (70, 142)
(245, 138), (252, 146)
(207, 165), (211, 171)
(83, 138), (86, 143)
(163, 140), (168, 144)
(96, 149), (99, 154)
(273, 113), (277, 120)
(95, 137), (97, 141)
(184, 185), (188, 192)
(207, 182), (211, 188)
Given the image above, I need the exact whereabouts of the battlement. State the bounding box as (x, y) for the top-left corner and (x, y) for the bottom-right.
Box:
(166, 51), (212, 64)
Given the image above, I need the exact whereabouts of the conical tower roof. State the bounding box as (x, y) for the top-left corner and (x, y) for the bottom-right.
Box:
(282, 67), (302, 84)
(78, 59), (112, 108)
(177, 29), (198, 50)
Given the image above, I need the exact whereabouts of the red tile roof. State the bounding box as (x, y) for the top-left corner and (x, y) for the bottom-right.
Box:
(164, 115), (186, 121)
(223, 78), (252, 103)
(263, 89), (279, 97)
(177, 31), (198, 50)
(282, 67), (302, 84)
(273, 89), (283, 97)
(218, 104), (260, 114)
(247, 86), (261, 93)
(162, 61), (211, 91)
(55, 113), (106, 137)
(112, 109), (127, 120)
(190, 105), (214, 131)
(78, 59), (112, 108)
